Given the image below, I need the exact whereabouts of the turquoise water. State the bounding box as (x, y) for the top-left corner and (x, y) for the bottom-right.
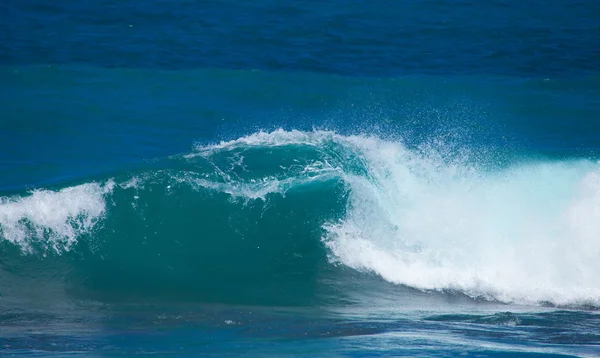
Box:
(2, 1), (600, 357)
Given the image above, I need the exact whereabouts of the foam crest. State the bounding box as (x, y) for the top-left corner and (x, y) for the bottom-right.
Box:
(189, 129), (345, 157)
(0, 181), (113, 253)
(199, 128), (336, 148)
(318, 130), (600, 306)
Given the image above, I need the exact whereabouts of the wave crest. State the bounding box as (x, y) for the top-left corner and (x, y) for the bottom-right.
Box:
(0, 181), (114, 253)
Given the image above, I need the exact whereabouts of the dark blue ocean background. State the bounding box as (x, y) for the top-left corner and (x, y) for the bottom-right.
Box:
(1, 1), (600, 356)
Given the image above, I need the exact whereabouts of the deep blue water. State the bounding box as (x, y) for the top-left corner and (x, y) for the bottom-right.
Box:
(1, 1), (600, 357)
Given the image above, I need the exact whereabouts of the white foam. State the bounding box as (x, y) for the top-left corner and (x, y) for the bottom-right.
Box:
(192, 129), (600, 306)
(322, 135), (600, 306)
(0, 181), (113, 253)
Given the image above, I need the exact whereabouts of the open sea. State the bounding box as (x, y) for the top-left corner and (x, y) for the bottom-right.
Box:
(1, 1), (600, 356)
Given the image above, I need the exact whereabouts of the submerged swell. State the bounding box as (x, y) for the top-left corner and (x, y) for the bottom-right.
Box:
(1, 130), (600, 308)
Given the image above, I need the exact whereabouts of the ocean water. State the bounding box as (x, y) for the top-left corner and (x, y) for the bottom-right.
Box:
(1, 0), (600, 357)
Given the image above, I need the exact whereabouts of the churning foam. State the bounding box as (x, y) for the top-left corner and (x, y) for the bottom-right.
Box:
(196, 129), (600, 306)
(321, 135), (600, 306)
(0, 181), (113, 253)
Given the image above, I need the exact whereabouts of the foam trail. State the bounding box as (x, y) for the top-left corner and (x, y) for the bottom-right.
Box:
(173, 171), (341, 201)
(0, 181), (113, 253)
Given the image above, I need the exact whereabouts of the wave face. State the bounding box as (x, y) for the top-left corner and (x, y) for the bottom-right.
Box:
(1, 130), (600, 307)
